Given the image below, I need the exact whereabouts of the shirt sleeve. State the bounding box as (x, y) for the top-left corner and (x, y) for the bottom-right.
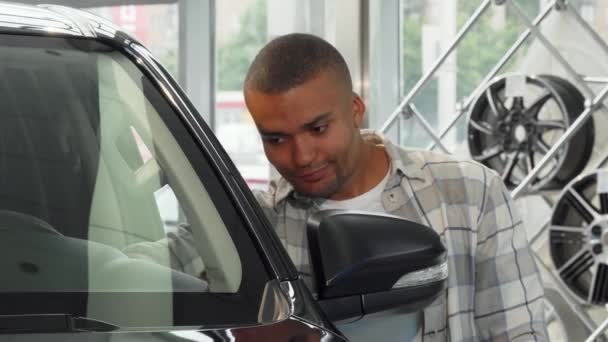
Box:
(252, 188), (279, 226)
(474, 170), (548, 341)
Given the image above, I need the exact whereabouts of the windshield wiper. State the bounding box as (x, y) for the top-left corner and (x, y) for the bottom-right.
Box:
(0, 314), (119, 333)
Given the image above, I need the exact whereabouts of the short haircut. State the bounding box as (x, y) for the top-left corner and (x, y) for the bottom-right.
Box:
(244, 33), (352, 94)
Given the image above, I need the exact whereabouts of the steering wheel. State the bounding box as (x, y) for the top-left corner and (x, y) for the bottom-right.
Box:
(0, 209), (63, 236)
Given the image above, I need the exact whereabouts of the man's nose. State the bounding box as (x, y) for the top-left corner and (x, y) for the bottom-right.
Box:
(292, 136), (315, 168)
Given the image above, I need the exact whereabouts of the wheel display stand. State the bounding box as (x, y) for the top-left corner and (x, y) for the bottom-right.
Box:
(378, 0), (608, 340)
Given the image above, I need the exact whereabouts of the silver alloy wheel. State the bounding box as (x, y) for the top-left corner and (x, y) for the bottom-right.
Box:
(550, 171), (608, 304)
(467, 74), (594, 192)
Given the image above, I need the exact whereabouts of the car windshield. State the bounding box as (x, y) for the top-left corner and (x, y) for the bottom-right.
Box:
(0, 34), (269, 328)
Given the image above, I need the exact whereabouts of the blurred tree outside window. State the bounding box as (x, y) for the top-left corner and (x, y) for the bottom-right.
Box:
(217, 0), (267, 91)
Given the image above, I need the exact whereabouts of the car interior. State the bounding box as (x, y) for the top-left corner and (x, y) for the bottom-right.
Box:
(0, 39), (247, 326)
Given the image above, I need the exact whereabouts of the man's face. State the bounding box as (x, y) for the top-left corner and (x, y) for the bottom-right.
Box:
(244, 70), (365, 199)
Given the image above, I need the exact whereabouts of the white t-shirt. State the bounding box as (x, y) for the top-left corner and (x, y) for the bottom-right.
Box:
(318, 167), (390, 213)
(319, 166), (421, 342)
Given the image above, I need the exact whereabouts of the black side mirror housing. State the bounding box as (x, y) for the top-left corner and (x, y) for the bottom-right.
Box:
(307, 210), (447, 321)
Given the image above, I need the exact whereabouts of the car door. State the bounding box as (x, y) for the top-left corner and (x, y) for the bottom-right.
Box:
(0, 31), (344, 341)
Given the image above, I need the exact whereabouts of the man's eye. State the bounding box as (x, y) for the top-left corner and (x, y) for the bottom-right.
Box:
(312, 125), (328, 135)
(263, 136), (285, 145)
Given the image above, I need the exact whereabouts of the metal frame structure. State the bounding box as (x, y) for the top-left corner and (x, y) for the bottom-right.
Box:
(379, 0), (608, 338)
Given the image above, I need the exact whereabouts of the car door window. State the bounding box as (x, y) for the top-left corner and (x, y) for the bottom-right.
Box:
(0, 34), (273, 329)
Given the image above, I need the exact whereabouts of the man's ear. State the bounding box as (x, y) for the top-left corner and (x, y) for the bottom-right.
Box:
(352, 93), (366, 129)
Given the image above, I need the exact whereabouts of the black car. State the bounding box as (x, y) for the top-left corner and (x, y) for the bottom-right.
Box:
(0, 3), (447, 341)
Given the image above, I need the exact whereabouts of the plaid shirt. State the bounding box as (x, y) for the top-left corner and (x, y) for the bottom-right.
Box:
(127, 133), (547, 341)
(253, 133), (547, 342)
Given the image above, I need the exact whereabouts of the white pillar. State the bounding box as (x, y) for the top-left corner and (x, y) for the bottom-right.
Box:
(178, 0), (215, 128)
(330, 0), (363, 97)
(267, 0), (308, 39)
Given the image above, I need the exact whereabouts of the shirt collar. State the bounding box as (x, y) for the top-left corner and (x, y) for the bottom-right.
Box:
(270, 129), (427, 207)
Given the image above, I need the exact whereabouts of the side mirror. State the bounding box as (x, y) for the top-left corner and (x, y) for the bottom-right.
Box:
(307, 210), (447, 322)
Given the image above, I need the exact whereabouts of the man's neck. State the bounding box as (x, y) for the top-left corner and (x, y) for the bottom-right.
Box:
(329, 142), (390, 201)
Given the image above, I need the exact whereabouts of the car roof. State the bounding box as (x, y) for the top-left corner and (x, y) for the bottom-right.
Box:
(0, 1), (123, 40)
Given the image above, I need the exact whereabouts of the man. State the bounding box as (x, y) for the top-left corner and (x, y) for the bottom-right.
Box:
(128, 33), (547, 341)
(241, 33), (546, 341)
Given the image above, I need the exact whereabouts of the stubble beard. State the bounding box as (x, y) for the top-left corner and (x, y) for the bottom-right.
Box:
(290, 164), (345, 199)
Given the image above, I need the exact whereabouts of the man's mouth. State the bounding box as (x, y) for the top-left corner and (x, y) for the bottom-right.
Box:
(296, 164), (329, 183)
